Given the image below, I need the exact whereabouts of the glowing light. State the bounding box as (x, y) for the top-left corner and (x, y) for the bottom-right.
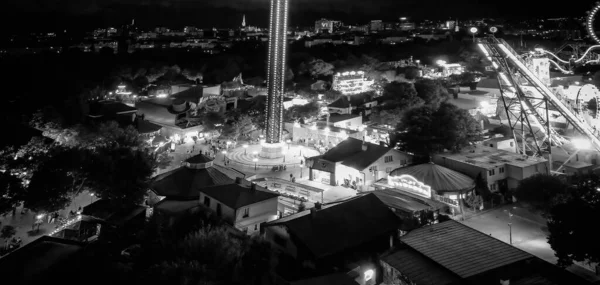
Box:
(222, 150), (227, 154)
(364, 269), (374, 281)
(480, 101), (489, 108)
(324, 127), (330, 133)
(243, 144), (248, 149)
(253, 158), (258, 162)
(36, 214), (45, 220)
(50, 215), (82, 236)
(436, 60), (447, 66)
(469, 27), (478, 34)
(388, 174), (432, 198)
(156, 93), (168, 98)
(310, 125), (317, 130)
(572, 138), (592, 150)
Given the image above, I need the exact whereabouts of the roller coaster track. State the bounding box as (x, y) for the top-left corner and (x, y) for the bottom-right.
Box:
(478, 36), (600, 156)
(541, 45), (600, 65)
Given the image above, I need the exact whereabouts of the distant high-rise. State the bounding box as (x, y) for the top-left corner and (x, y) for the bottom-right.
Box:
(242, 14), (246, 27)
(261, 0), (289, 159)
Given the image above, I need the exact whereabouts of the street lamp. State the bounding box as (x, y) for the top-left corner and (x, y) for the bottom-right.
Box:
(469, 27), (478, 43)
(282, 150), (287, 163)
(298, 145), (303, 157)
(222, 150), (227, 162)
(226, 141), (232, 149)
(243, 144), (248, 155)
(504, 209), (514, 245)
(90, 193), (95, 204)
(253, 158), (258, 170)
(286, 139), (291, 150)
(252, 150), (258, 158)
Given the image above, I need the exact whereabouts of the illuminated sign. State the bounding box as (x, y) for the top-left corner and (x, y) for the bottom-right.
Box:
(388, 174), (431, 198)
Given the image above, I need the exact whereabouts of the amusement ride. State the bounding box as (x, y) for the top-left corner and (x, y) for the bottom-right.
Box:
(477, 2), (600, 174)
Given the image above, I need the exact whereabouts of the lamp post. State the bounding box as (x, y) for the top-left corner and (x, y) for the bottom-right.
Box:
(504, 210), (514, 245)
(226, 141), (232, 149)
(90, 193), (95, 204)
(299, 145), (303, 157)
(222, 150), (227, 162)
(470, 27), (478, 43)
(243, 144), (248, 155)
(253, 158), (258, 170)
(282, 150), (287, 163)
(286, 139), (291, 150)
(252, 151), (258, 158)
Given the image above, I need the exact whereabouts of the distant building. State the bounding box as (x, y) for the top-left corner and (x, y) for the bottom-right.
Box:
(433, 145), (548, 192)
(380, 220), (593, 285)
(332, 71), (374, 95)
(370, 20), (383, 32)
(307, 137), (412, 190)
(327, 93), (378, 116)
(200, 180), (280, 235)
(314, 19), (341, 33)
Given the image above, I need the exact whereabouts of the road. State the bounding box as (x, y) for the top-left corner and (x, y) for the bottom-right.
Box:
(462, 204), (600, 282)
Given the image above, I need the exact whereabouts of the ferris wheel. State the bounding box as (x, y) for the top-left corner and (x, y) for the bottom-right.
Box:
(587, 2), (600, 44)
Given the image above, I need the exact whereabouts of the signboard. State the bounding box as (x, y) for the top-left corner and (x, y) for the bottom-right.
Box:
(388, 174), (432, 199)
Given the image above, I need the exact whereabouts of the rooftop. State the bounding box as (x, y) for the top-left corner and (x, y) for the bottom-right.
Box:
(319, 137), (395, 171)
(366, 188), (446, 213)
(200, 182), (279, 209)
(0, 236), (84, 284)
(266, 193), (400, 259)
(389, 163), (474, 193)
(151, 157), (237, 199)
(82, 200), (146, 226)
(381, 247), (461, 285)
(401, 220), (532, 278)
(328, 93), (375, 108)
(290, 273), (359, 285)
(326, 113), (362, 124)
(435, 145), (547, 170)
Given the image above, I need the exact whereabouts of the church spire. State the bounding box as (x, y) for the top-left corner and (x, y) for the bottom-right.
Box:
(242, 14), (246, 27)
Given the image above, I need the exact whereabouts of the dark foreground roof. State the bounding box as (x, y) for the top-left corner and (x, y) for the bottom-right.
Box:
(82, 199), (146, 226)
(151, 162), (236, 199)
(381, 247), (462, 285)
(401, 220), (532, 279)
(320, 137), (393, 170)
(200, 183), (279, 209)
(266, 193), (400, 259)
(290, 272), (359, 285)
(0, 236), (84, 285)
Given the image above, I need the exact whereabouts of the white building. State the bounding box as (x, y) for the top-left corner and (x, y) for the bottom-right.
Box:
(332, 71), (374, 95)
(307, 137), (413, 191)
(433, 145), (548, 192)
(200, 181), (280, 236)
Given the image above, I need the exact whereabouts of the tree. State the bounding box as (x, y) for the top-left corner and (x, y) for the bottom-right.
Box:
(308, 59), (335, 78)
(284, 102), (321, 123)
(414, 79), (451, 108)
(25, 147), (89, 213)
(1, 225), (16, 250)
(369, 108), (404, 129)
(222, 114), (254, 142)
(547, 174), (600, 267)
(323, 90), (343, 102)
(513, 174), (569, 215)
(201, 112), (226, 131)
(396, 103), (482, 155)
(182, 68), (203, 83)
(85, 147), (155, 207)
(381, 82), (422, 107)
(464, 194), (483, 211)
(404, 66), (420, 80)
(297, 201), (306, 212)
(0, 172), (24, 216)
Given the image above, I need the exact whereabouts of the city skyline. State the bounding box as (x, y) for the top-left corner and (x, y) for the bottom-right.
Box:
(0, 0), (595, 33)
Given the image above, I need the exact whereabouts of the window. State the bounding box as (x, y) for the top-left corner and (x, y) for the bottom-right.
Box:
(243, 208), (250, 218)
(488, 169), (495, 176)
(499, 167), (504, 174)
(203, 197), (210, 207)
(510, 142), (514, 147)
(489, 144), (494, 148)
(386, 167), (392, 173)
(384, 155), (394, 163)
(254, 224), (258, 231)
(216, 203), (222, 217)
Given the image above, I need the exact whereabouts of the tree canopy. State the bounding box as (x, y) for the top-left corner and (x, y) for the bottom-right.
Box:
(414, 78), (451, 109)
(513, 174), (569, 215)
(547, 174), (600, 267)
(395, 102), (482, 155)
(284, 102), (321, 123)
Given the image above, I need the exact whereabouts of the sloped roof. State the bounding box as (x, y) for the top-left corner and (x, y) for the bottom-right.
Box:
(389, 163), (474, 193)
(185, 154), (213, 164)
(290, 273), (359, 285)
(321, 137), (392, 170)
(137, 119), (162, 134)
(151, 162), (236, 199)
(327, 113), (361, 123)
(368, 189), (443, 213)
(82, 199), (146, 226)
(401, 220), (532, 279)
(381, 248), (461, 285)
(0, 236), (84, 284)
(200, 183), (279, 209)
(266, 193), (401, 259)
(327, 93), (375, 108)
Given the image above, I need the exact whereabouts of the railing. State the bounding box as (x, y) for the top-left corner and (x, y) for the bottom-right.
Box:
(433, 194), (458, 207)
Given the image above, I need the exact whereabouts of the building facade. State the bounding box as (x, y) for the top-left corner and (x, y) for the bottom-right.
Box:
(433, 145), (548, 193)
(332, 71), (374, 95)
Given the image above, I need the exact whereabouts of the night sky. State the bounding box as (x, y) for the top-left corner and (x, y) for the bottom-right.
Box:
(0, 0), (596, 32)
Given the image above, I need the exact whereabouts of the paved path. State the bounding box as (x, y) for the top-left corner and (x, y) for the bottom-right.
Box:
(462, 204), (600, 282)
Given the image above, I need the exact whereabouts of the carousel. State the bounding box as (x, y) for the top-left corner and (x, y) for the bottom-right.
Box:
(375, 162), (475, 215)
